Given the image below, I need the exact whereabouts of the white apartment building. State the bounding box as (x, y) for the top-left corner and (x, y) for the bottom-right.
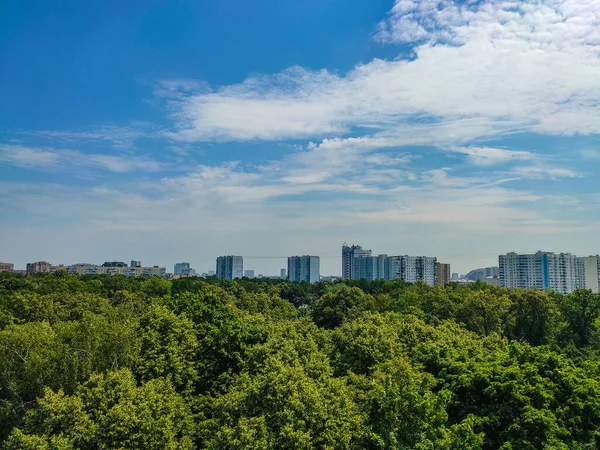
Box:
(388, 255), (437, 286)
(50, 262), (166, 277)
(577, 256), (600, 293)
(499, 251), (580, 295)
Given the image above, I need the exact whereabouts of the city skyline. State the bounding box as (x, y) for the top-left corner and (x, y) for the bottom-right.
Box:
(1, 0), (599, 277)
(6, 246), (600, 278)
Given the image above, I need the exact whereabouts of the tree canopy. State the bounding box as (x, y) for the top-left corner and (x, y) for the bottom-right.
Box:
(2, 271), (600, 449)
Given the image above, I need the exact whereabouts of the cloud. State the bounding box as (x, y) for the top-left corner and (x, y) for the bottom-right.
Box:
(580, 148), (600, 160)
(511, 166), (582, 179)
(449, 146), (537, 166)
(0, 145), (161, 173)
(24, 125), (149, 148)
(160, 0), (600, 143)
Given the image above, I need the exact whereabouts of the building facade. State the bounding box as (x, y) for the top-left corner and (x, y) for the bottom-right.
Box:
(342, 243), (372, 279)
(288, 256), (320, 283)
(50, 263), (166, 277)
(577, 256), (600, 293)
(341, 244), (437, 285)
(436, 263), (451, 286)
(499, 251), (579, 295)
(216, 256), (243, 280)
(26, 261), (51, 274)
(244, 269), (255, 278)
(280, 268), (286, 279)
(174, 262), (190, 275)
(0, 262), (14, 272)
(388, 255), (437, 285)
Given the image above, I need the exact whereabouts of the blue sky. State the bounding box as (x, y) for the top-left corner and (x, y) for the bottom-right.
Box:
(1, 0), (599, 275)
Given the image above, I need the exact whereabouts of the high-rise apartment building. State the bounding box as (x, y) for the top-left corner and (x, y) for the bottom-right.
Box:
(499, 252), (579, 295)
(0, 262), (14, 272)
(388, 255), (437, 286)
(244, 269), (255, 279)
(130, 260), (142, 268)
(341, 244), (437, 285)
(436, 263), (451, 286)
(577, 256), (600, 293)
(26, 261), (51, 274)
(288, 256), (320, 283)
(280, 268), (286, 279)
(351, 254), (389, 280)
(216, 256), (243, 280)
(342, 243), (371, 279)
(352, 255), (375, 280)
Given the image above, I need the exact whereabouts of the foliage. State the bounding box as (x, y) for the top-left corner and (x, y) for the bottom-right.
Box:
(2, 272), (600, 449)
(5, 369), (195, 449)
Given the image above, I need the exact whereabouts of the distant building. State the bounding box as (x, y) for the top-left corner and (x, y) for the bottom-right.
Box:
(49, 263), (166, 277)
(280, 268), (286, 279)
(288, 256), (320, 283)
(216, 256), (243, 280)
(499, 251), (579, 295)
(130, 260), (142, 268)
(388, 255), (437, 286)
(26, 261), (51, 274)
(0, 262), (14, 272)
(102, 261), (127, 267)
(342, 243), (372, 280)
(353, 254), (376, 280)
(577, 256), (600, 293)
(244, 269), (255, 279)
(484, 276), (501, 287)
(465, 267), (500, 281)
(321, 275), (341, 282)
(436, 263), (451, 286)
(341, 244), (437, 285)
(207, 270), (216, 276)
(451, 273), (460, 281)
(485, 266), (499, 277)
(174, 262), (190, 275)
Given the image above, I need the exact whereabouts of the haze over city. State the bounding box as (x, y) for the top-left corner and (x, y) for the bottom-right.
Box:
(2, 0), (599, 275)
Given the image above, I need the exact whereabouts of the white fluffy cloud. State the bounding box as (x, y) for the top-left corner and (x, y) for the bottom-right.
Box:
(163, 0), (600, 143)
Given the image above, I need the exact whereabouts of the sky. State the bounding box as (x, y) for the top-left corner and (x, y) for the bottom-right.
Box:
(1, 0), (599, 275)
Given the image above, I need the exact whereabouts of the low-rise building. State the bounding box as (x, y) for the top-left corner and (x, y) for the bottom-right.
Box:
(0, 262), (14, 272)
(50, 262), (166, 277)
(26, 261), (51, 274)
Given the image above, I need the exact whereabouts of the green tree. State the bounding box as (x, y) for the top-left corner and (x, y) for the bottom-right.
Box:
(0, 322), (61, 440)
(458, 290), (511, 336)
(312, 286), (376, 328)
(5, 369), (195, 450)
(169, 287), (267, 392)
(506, 290), (557, 345)
(198, 330), (364, 449)
(136, 304), (198, 393)
(558, 289), (600, 348)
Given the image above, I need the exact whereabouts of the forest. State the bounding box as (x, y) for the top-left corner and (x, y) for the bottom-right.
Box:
(2, 271), (600, 449)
